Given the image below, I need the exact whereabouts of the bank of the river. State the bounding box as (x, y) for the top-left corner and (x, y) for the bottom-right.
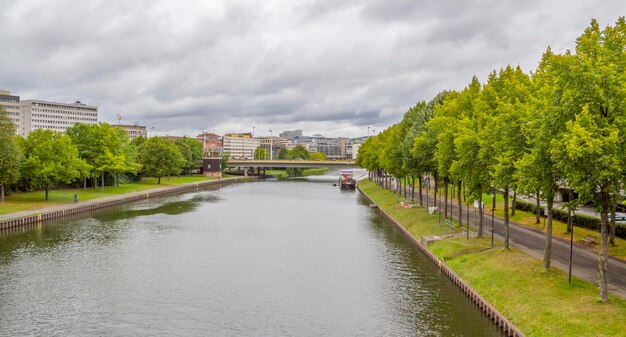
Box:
(358, 179), (626, 337)
(265, 168), (329, 179)
(0, 176), (255, 230)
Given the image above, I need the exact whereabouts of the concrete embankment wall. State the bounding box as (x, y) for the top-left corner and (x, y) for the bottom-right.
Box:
(0, 177), (256, 231)
(357, 184), (525, 337)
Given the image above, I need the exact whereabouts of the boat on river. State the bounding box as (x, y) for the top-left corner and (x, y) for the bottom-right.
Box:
(339, 170), (356, 190)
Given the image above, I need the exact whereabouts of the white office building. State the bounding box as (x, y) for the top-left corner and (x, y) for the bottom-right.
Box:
(0, 90), (23, 135)
(20, 99), (98, 136)
(223, 133), (260, 159)
(117, 124), (148, 140)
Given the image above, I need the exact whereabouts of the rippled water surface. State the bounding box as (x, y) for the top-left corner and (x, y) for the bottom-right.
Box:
(0, 178), (502, 336)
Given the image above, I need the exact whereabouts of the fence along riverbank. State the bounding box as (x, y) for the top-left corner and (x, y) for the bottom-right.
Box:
(0, 176), (256, 231)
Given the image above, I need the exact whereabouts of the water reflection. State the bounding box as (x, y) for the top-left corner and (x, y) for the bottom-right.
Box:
(0, 180), (502, 336)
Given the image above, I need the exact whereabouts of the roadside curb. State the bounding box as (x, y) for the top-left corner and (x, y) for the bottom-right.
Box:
(357, 183), (525, 337)
(0, 176), (257, 231)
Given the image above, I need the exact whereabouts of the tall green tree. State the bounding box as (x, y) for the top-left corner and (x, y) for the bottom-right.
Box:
(289, 144), (310, 159)
(0, 108), (23, 202)
(552, 18), (626, 302)
(276, 147), (289, 160)
(254, 146), (268, 160)
(310, 151), (327, 160)
(516, 48), (570, 270)
(20, 129), (90, 200)
(175, 137), (203, 174)
(137, 137), (185, 184)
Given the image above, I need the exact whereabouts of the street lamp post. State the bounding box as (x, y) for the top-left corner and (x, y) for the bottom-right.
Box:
(269, 129), (273, 160)
(367, 126), (370, 137)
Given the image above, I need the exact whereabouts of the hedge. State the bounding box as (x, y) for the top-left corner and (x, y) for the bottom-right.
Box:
(515, 199), (626, 239)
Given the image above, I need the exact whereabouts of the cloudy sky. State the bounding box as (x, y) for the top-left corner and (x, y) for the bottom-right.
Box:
(0, 1), (623, 138)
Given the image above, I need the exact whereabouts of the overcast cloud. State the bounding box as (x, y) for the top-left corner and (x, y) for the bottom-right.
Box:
(0, 0), (623, 138)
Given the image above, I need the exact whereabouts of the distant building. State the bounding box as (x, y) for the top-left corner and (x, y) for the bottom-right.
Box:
(0, 90), (22, 135)
(279, 129), (303, 140)
(257, 136), (291, 159)
(314, 137), (349, 160)
(196, 132), (223, 149)
(19, 99), (98, 136)
(347, 136), (369, 160)
(116, 124), (147, 140)
(223, 133), (260, 159)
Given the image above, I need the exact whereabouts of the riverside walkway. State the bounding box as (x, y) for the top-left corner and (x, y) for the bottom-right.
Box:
(404, 188), (626, 299)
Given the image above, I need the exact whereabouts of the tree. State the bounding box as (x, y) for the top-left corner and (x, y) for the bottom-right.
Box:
(551, 17), (626, 302)
(175, 137), (203, 174)
(277, 147), (289, 160)
(289, 144), (310, 159)
(309, 151), (327, 160)
(516, 48), (570, 270)
(20, 129), (89, 200)
(221, 152), (230, 170)
(137, 137), (185, 184)
(0, 108), (23, 202)
(254, 146), (268, 160)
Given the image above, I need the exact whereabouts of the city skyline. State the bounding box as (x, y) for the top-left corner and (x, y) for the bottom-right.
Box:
(1, 1), (623, 138)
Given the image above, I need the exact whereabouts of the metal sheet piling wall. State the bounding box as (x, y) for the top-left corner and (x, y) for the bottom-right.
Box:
(0, 177), (255, 231)
(357, 185), (525, 337)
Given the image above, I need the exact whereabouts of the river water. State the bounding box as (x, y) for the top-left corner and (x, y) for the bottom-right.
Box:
(0, 176), (502, 336)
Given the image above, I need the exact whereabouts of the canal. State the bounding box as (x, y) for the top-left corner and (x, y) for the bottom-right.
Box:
(0, 176), (503, 336)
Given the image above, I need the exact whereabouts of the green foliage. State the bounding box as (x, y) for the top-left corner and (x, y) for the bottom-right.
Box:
(0, 108), (23, 201)
(276, 147), (289, 160)
(175, 137), (203, 171)
(288, 144), (309, 159)
(137, 137), (185, 183)
(19, 129), (89, 200)
(254, 146), (268, 160)
(309, 151), (327, 160)
(221, 152), (230, 169)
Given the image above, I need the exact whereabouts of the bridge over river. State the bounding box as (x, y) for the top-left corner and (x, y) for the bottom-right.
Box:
(229, 159), (359, 169)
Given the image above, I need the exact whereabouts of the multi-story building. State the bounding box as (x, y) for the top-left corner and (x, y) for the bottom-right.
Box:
(116, 124), (147, 140)
(0, 90), (23, 135)
(314, 137), (349, 160)
(223, 133), (260, 159)
(279, 129), (303, 140)
(347, 136), (369, 159)
(20, 99), (98, 135)
(257, 136), (291, 159)
(196, 132), (223, 150)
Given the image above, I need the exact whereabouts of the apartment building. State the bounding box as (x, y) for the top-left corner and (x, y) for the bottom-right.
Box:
(20, 99), (98, 135)
(117, 124), (147, 140)
(0, 90), (23, 135)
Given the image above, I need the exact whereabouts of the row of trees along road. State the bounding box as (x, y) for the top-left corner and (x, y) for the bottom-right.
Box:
(0, 111), (205, 201)
(356, 18), (626, 302)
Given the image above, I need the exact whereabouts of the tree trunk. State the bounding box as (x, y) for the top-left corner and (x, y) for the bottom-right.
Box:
(158, 176), (161, 184)
(418, 176), (423, 207)
(512, 190), (517, 216)
(491, 188), (496, 231)
(83, 177), (87, 190)
(599, 190), (610, 303)
(610, 195), (616, 246)
(544, 197), (554, 270)
(444, 179), (449, 219)
(0, 184), (4, 203)
(433, 177), (438, 208)
(536, 190), (541, 224)
(45, 185), (49, 201)
(116, 173), (119, 187)
(478, 194), (484, 237)
(101, 172), (105, 192)
(457, 182), (462, 227)
(504, 188), (510, 249)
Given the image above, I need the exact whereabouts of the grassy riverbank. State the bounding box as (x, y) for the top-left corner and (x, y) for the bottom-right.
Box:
(0, 175), (217, 215)
(265, 168), (329, 179)
(359, 179), (626, 337)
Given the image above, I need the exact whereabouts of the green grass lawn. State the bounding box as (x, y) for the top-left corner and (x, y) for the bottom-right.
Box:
(359, 179), (626, 337)
(0, 175), (216, 215)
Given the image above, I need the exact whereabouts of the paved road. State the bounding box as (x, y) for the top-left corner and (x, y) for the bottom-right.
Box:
(407, 190), (626, 298)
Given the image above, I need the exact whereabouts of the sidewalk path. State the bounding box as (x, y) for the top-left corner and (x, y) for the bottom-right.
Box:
(407, 188), (626, 299)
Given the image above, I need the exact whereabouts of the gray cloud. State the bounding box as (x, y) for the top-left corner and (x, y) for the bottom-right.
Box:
(0, 0), (623, 137)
